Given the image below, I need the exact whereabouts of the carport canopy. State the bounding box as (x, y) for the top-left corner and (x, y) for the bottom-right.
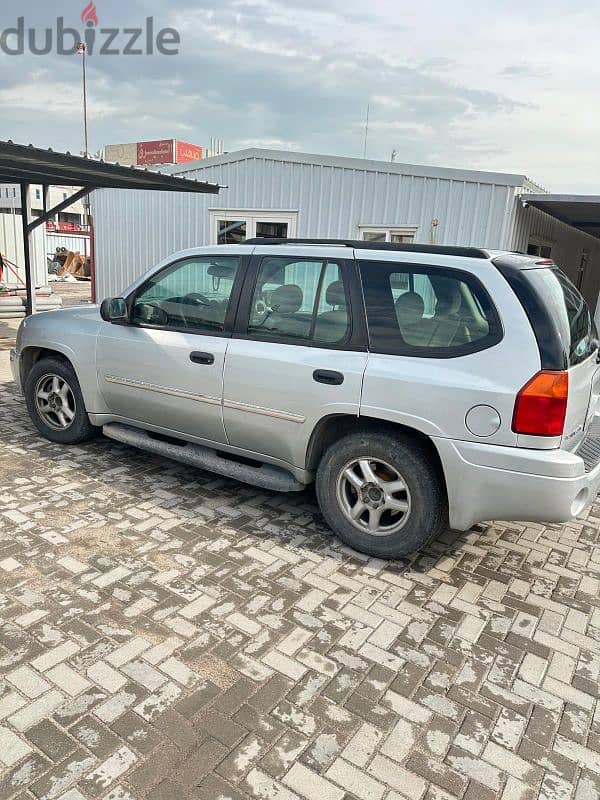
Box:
(521, 194), (600, 240)
(0, 140), (221, 315)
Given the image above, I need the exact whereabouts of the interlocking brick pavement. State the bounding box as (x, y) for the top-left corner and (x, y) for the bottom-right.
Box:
(0, 351), (599, 800)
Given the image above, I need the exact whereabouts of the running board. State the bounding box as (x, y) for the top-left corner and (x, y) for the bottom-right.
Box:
(102, 423), (306, 493)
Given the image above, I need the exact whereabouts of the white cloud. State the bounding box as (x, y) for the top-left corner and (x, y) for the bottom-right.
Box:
(0, 0), (597, 191)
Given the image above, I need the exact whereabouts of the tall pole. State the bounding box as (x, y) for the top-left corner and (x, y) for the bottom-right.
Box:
(77, 41), (89, 157)
(363, 103), (370, 159)
(82, 44), (89, 157)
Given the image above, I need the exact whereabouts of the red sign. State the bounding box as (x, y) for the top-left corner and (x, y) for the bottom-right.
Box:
(136, 139), (175, 166)
(46, 222), (89, 234)
(175, 140), (203, 163)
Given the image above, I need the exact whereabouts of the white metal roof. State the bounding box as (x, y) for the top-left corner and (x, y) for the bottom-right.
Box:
(167, 148), (527, 188)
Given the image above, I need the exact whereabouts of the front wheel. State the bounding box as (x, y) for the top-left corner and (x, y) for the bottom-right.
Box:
(24, 357), (99, 445)
(316, 430), (447, 558)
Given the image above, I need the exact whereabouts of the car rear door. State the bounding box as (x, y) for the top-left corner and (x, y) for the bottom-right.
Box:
(96, 251), (248, 444)
(222, 246), (369, 469)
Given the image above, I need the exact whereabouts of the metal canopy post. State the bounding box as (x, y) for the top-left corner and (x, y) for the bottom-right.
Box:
(19, 182), (36, 316)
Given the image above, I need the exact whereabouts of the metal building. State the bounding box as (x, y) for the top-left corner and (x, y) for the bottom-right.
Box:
(92, 149), (600, 310)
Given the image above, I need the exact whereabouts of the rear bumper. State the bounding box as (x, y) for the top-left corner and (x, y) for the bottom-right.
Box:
(9, 349), (22, 394)
(434, 425), (600, 530)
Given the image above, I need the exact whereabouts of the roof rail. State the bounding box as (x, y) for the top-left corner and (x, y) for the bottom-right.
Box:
(244, 238), (490, 259)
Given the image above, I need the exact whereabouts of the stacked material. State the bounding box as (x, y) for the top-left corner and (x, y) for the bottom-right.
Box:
(0, 287), (62, 319)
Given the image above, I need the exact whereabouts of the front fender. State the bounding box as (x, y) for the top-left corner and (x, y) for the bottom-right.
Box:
(18, 307), (109, 414)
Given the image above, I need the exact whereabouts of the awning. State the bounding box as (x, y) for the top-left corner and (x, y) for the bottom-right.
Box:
(521, 194), (600, 240)
(0, 140), (220, 193)
(0, 140), (221, 315)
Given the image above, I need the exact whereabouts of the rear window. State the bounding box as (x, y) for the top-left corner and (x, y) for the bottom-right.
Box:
(358, 261), (502, 357)
(522, 268), (597, 367)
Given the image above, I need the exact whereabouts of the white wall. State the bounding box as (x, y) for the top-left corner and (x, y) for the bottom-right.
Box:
(0, 213), (47, 287)
(47, 232), (90, 258)
(92, 150), (523, 300)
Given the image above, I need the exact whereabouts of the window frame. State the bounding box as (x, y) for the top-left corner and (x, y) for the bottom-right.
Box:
(233, 255), (368, 351)
(359, 259), (504, 359)
(123, 254), (249, 338)
(358, 225), (418, 243)
(209, 209), (298, 245)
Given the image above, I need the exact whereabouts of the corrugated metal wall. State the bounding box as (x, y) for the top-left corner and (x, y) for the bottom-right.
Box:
(0, 213), (47, 287)
(512, 200), (600, 311)
(92, 153), (521, 299)
(47, 232), (91, 258)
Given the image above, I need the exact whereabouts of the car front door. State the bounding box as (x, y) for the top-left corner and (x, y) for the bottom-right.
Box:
(222, 247), (369, 468)
(96, 253), (246, 444)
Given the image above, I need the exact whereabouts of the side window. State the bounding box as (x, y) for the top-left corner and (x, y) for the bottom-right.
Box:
(132, 256), (240, 333)
(359, 261), (501, 356)
(248, 257), (350, 345)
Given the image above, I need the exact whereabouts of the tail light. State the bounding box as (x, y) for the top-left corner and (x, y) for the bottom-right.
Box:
(512, 371), (568, 437)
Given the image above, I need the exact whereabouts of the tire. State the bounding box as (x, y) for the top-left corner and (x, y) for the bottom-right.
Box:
(24, 357), (99, 444)
(316, 429), (448, 558)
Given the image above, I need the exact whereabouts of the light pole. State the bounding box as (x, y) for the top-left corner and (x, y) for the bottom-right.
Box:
(76, 41), (89, 157)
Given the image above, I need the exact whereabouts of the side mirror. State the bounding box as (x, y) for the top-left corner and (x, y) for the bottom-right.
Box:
(100, 297), (128, 323)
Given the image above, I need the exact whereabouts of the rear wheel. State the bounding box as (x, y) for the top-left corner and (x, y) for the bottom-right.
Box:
(24, 357), (99, 444)
(316, 429), (447, 558)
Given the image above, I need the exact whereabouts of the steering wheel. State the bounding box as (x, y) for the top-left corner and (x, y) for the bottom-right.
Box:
(182, 293), (212, 307)
(178, 292), (219, 329)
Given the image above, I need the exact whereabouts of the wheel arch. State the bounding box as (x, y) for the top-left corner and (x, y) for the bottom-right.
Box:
(19, 343), (104, 415)
(306, 413), (447, 496)
(20, 345), (77, 386)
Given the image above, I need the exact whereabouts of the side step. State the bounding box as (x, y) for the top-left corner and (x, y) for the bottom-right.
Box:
(102, 423), (307, 493)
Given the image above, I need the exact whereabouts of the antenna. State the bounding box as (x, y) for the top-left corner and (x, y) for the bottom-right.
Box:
(363, 103), (370, 159)
(391, 149), (397, 162)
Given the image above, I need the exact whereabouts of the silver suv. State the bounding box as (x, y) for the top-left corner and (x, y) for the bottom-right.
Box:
(10, 239), (600, 557)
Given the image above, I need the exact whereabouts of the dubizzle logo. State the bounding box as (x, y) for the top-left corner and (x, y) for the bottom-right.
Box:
(0, 3), (180, 56)
(81, 2), (99, 27)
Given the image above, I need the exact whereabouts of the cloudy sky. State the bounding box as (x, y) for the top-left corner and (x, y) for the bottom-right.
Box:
(0, 0), (598, 191)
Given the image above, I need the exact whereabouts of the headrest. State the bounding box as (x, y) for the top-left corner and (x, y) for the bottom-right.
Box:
(434, 279), (462, 315)
(270, 284), (303, 314)
(395, 292), (424, 326)
(207, 263), (236, 279)
(325, 280), (345, 307)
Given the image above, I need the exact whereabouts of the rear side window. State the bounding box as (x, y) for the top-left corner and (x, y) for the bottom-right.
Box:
(359, 261), (502, 357)
(247, 257), (350, 345)
(523, 268), (597, 367)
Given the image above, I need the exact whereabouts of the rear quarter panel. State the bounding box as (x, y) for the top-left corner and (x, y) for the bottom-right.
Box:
(360, 254), (541, 446)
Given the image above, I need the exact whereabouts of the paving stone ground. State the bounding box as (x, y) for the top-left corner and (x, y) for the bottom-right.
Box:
(0, 350), (599, 800)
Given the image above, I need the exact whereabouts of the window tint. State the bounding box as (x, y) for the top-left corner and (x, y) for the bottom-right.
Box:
(525, 268), (597, 367)
(132, 256), (240, 332)
(359, 261), (501, 356)
(248, 257), (350, 345)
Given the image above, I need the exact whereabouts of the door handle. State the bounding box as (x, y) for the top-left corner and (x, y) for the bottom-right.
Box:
(313, 369), (344, 386)
(190, 351), (215, 365)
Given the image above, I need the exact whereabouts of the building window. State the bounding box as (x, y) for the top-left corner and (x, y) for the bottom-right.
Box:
(209, 210), (297, 245)
(527, 237), (553, 259)
(358, 225), (418, 243)
(35, 189), (41, 200)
